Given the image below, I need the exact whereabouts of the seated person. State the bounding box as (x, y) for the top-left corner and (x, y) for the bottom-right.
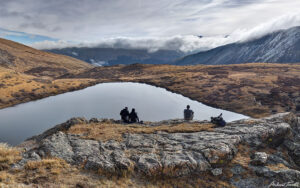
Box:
(120, 107), (129, 123)
(129, 108), (139, 123)
(184, 105), (194, 121)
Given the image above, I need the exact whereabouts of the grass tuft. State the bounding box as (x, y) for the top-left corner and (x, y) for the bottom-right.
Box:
(0, 143), (21, 170)
(68, 122), (214, 142)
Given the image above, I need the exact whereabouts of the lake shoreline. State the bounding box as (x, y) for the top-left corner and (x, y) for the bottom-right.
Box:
(0, 82), (247, 145)
(1, 63), (299, 118)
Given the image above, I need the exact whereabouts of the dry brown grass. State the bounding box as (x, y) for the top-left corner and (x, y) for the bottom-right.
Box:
(22, 158), (72, 185)
(266, 163), (289, 171)
(0, 152), (234, 188)
(0, 38), (92, 76)
(25, 158), (68, 171)
(0, 143), (21, 170)
(93, 171), (234, 188)
(231, 145), (251, 168)
(0, 171), (15, 185)
(68, 122), (215, 141)
(0, 38), (97, 110)
(0, 67), (97, 109)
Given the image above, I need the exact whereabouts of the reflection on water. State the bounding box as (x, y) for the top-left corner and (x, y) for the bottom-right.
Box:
(0, 82), (248, 145)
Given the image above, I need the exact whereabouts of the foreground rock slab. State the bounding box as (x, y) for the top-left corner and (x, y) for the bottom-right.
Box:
(20, 113), (300, 187)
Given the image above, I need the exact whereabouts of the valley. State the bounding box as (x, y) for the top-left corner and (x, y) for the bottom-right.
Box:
(1, 60), (299, 118)
(47, 47), (185, 66)
(1, 36), (299, 119)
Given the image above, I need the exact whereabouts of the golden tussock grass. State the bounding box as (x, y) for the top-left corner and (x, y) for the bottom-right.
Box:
(0, 67), (97, 109)
(231, 145), (251, 169)
(0, 38), (92, 75)
(266, 163), (289, 171)
(68, 122), (215, 142)
(0, 171), (15, 185)
(25, 158), (69, 172)
(0, 143), (21, 170)
(93, 172), (234, 188)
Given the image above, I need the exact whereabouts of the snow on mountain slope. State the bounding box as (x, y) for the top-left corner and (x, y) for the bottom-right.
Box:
(176, 26), (300, 65)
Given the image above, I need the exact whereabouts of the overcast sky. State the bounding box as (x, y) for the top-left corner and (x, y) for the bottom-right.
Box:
(0, 0), (299, 52)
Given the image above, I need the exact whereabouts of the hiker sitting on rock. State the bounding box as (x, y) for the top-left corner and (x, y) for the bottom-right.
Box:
(184, 105), (194, 121)
(120, 107), (130, 123)
(129, 108), (139, 123)
(210, 113), (226, 127)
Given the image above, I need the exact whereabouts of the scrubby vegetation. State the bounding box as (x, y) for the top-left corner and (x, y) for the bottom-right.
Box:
(0, 143), (21, 170)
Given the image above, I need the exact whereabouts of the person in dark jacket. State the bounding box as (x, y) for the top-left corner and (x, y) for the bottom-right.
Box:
(129, 108), (139, 123)
(184, 105), (194, 121)
(120, 107), (129, 123)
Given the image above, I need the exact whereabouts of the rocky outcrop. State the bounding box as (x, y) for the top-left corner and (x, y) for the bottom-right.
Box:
(251, 152), (268, 165)
(19, 113), (300, 187)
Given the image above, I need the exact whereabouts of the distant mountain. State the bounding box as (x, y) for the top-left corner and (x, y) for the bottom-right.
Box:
(176, 26), (300, 65)
(0, 38), (92, 77)
(47, 47), (185, 66)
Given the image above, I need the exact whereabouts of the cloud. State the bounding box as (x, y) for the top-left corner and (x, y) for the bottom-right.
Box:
(0, 0), (300, 41)
(31, 36), (227, 52)
(232, 12), (300, 42)
(31, 13), (300, 53)
(0, 28), (57, 45)
(1, 0), (299, 52)
(0, 28), (27, 38)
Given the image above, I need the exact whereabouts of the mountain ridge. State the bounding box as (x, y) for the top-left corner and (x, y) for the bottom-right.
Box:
(176, 26), (300, 65)
(47, 47), (185, 66)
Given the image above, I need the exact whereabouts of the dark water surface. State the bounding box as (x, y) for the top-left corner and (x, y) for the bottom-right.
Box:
(0, 82), (248, 145)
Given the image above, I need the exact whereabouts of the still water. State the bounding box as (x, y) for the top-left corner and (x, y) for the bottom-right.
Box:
(0, 82), (248, 145)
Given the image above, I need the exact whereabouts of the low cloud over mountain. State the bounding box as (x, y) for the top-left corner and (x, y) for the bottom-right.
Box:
(31, 13), (300, 53)
(0, 0), (299, 53)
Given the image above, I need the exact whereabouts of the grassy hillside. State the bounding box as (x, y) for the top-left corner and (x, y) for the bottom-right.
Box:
(0, 38), (96, 109)
(0, 38), (93, 77)
(0, 66), (96, 109)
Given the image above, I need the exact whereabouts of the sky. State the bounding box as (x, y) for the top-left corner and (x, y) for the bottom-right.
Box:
(0, 0), (300, 52)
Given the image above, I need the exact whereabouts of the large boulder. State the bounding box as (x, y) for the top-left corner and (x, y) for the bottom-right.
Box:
(20, 113), (300, 180)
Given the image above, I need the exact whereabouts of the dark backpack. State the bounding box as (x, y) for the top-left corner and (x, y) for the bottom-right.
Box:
(211, 115), (226, 127)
